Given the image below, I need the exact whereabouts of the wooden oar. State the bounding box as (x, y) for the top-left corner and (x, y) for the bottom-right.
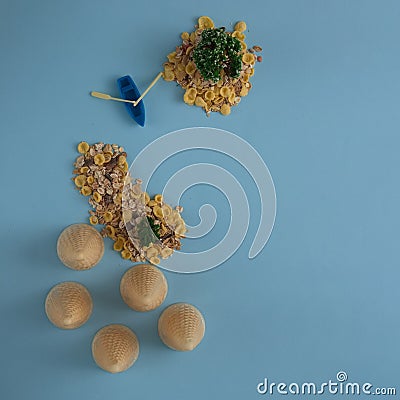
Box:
(132, 72), (163, 106)
(90, 91), (136, 104)
(91, 72), (163, 107)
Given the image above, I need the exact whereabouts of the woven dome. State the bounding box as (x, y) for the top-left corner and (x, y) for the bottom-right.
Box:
(45, 281), (93, 329)
(158, 303), (205, 351)
(92, 324), (139, 373)
(120, 264), (168, 312)
(57, 224), (104, 270)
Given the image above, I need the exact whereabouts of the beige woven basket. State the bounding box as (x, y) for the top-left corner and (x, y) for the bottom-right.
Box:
(57, 224), (104, 270)
(158, 303), (205, 351)
(120, 264), (168, 312)
(45, 281), (93, 329)
(92, 324), (139, 373)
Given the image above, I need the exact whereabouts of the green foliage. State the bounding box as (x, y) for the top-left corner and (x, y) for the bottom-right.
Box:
(193, 28), (242, 82)
(137, 216), (160, 247)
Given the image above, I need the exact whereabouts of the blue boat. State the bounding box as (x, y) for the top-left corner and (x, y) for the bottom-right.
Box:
(117, 75), (145, 127)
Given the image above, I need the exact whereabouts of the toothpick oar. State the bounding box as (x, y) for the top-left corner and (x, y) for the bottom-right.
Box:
(91, 72), (163, 107)
(132, 72), (163, 106)
(91, 91), (136, 104)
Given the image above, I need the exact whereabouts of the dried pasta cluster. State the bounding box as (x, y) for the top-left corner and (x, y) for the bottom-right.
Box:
(72, 141), (186, 264)
(163, 16), (263, 116)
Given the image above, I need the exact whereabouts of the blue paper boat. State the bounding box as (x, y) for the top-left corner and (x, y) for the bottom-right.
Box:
(117, 75), (145, 127)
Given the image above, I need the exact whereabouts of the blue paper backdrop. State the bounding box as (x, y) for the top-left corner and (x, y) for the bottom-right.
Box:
(1, 0), (399, 399)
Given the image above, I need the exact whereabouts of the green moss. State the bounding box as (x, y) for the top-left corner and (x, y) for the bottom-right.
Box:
(193, 28), (242, 82)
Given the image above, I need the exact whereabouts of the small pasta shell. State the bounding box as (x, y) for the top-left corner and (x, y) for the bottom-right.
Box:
(181, 32), (189, 40)
(74, 175), (86, 188)
(204, 90), (215, 101)
(234, 21), (247, 32)
(89, 215), (98, 225)
(121, 250), (131, 260)
(77, 141), (90, 154)
(93, 192), (102, 203)
(242, 53), (255, 65)
(103, 212), (113, 223)
(81, 186), (92, 196)
(163, 69), (175, 82)
(87, 176), (94, 185)
(220, 104), (231, 116)
(183, 92), (195, 105)
(113, 240), (124, 252)
(198, 16), (214, 29)
(220, 87), (231, 98)
(167, 52), (177, 62)
(153, 206), (163, 219)
(240, 87), (249, 97)
(94, 154), (106, 166)
(154, 194), (163, 203)
(195, 96), (206, 108)
(185, 61), (196, 75)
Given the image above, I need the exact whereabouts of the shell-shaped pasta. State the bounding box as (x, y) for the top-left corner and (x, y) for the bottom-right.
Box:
(185, 61), (196, 75)
(149, 256), (160, 265)
(220, 104), (231, 116)
(113, 240), (124, 252)
(240, 87), (249, 97)
(181, 32), (189, 40)
(220, 87), (231, 98)
(80, 166), (89, 174)
(45, 282), (93, 329)
(154, 194), (163, 203)
(160, 247), (173, 259)
(167, 52), (177, 62)
(232, 31), (245, 41)
(103, 211), (113, 222)
(57, 224), (104, 270)
(89, 215), (98, 225)
(183, 92), (195, 105)
(204, 90), (215, 101)
(92, 324), (139, 373)
(87, 176), (94, 185)
(249, 68), (255, 77)
(77, 141), (90, 154)
(93, 191), (102, 203)
(121, 249), (131, 259)
(242, 73), (250, 83)
(198, 16), (214, 29)
(158, 303), (205, 351)
(242, 53), (255, 65)
(234, 21), (247, 32)
(94, 153), (105, 166)
(153, 205), (163, 219)
(195, 96), (207, 108)
(81, 186), (92, 196)
(240, 41), (247, 51)
(186, 87), (197, 100)
(189, 31), (197, 44)
(74, 175), (86, 187)
(163, 69), (175, 82)
(120, 264), (168, 312)
(228, 91), (236, 104)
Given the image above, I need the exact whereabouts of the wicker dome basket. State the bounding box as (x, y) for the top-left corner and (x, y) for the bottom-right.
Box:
(57, 224), (104, 270)
(158, 303), (205, 351)
(120, 264), (168, 312)
(92, 324), (139, 373)
(45, 281), (93, 329)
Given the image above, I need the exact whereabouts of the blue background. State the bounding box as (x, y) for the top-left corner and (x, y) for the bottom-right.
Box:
(1, 0), (399, 399)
